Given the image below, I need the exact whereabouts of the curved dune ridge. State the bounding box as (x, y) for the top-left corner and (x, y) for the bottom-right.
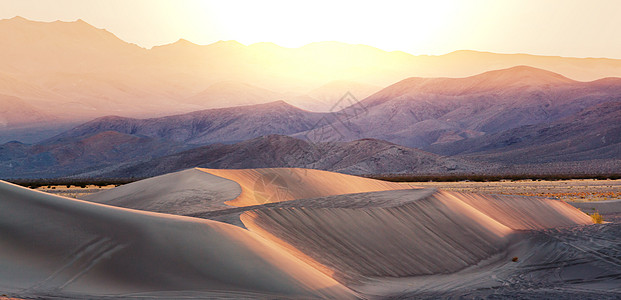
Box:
(239, 189), (592, 284)
(0, 180), (354, 299)
(199, 167), (415, 207)
(85, 168), (415, 215)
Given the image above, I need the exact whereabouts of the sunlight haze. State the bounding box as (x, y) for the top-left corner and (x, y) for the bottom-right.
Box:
(1, 0), (620, 58)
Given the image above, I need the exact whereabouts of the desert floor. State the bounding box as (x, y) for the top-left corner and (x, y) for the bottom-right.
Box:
(411, 179), (621, 203)
(36, 178), (621, 205)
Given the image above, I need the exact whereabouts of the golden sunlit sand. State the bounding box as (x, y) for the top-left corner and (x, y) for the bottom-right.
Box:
(3, 168), (618, 299)
(200, 167), (415, 206)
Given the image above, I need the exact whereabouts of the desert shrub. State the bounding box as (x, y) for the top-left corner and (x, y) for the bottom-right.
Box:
(512, 257), (518, 262)
(590, 212), (604, 224)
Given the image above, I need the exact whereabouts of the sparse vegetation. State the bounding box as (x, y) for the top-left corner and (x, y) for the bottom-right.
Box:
(590, 212), (604, 224)
(512, 257), (519, 262)
(8, 178), (141, 189)
(513, 191), (621, 202)
(367, 173), (621, 182)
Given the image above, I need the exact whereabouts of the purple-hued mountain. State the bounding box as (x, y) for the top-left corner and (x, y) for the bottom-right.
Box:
(48, 101), (324, 145)
(301, 66), (621, 148)
(427, 100), (621, 164)
(1, 66), (619, 179)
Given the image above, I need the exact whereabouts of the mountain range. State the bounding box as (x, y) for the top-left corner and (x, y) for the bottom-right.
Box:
(1, 65), (619, 179)
(304, 66), (621, 148)
(1, 17), (620, 179)
(3, 17), (621, 143)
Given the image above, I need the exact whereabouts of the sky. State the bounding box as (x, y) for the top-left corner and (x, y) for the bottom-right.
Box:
(1, 0), (620, 58)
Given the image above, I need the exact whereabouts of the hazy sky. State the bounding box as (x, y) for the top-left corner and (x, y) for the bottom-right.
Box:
(1, 0), (620, 58)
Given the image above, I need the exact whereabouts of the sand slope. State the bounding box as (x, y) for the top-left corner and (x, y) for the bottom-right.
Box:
(0, 180), (354, 299)
(371, 223), (621, 298)
(239, 189), (592, 285)
(440, 191), (592, 229)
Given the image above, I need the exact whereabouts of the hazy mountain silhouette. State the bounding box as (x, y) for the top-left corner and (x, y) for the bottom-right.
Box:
(1, 17), (620, 177)
(184, 81), (284, 108)
(3, 17), (621, 140)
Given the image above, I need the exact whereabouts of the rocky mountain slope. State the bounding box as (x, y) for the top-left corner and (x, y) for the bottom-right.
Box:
(302, 66), (621, 148)
(427, 100), (621, 169)
(0, 131), (187, 178)
(88, 135), (487, 178)
(0, 133), (486, 179)
(49, 101), (324, 145)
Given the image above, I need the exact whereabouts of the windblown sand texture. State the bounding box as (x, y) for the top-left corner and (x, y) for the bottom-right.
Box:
(3, 168), (616, 299)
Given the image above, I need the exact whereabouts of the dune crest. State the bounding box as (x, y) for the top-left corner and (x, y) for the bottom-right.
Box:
(199, 167), (415, 206)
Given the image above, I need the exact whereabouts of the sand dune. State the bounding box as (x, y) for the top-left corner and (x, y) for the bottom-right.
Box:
(86, 167), (414, 214)
(8, 167), (609, 298)
(440, 191), (591, 229)
(355, 223), (621, 298)
(84, 168), (241, 214)
(0, 180), (354, 299)
(200, 167), (415, 206)
(239, 189), (591, 285)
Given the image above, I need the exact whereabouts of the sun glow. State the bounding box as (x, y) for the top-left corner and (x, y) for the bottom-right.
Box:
(196, 0), (462, 52)
(1, 0), (621, 58)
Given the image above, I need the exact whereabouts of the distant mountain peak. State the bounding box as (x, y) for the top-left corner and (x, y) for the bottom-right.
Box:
(6, 16), (27, 22)
(93, 115), (132, 122)
(486, 65), (573, 80)
(470, 65), (575, 88)
(72, 18), (88, 24)
(3, 16), (92, 27)
(49, 18), (97, 29)
(369, 65), (578, 103)
(153, 38), (200, 49)
(173, 38), (195, 45)
(260, 99), (295, 108)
